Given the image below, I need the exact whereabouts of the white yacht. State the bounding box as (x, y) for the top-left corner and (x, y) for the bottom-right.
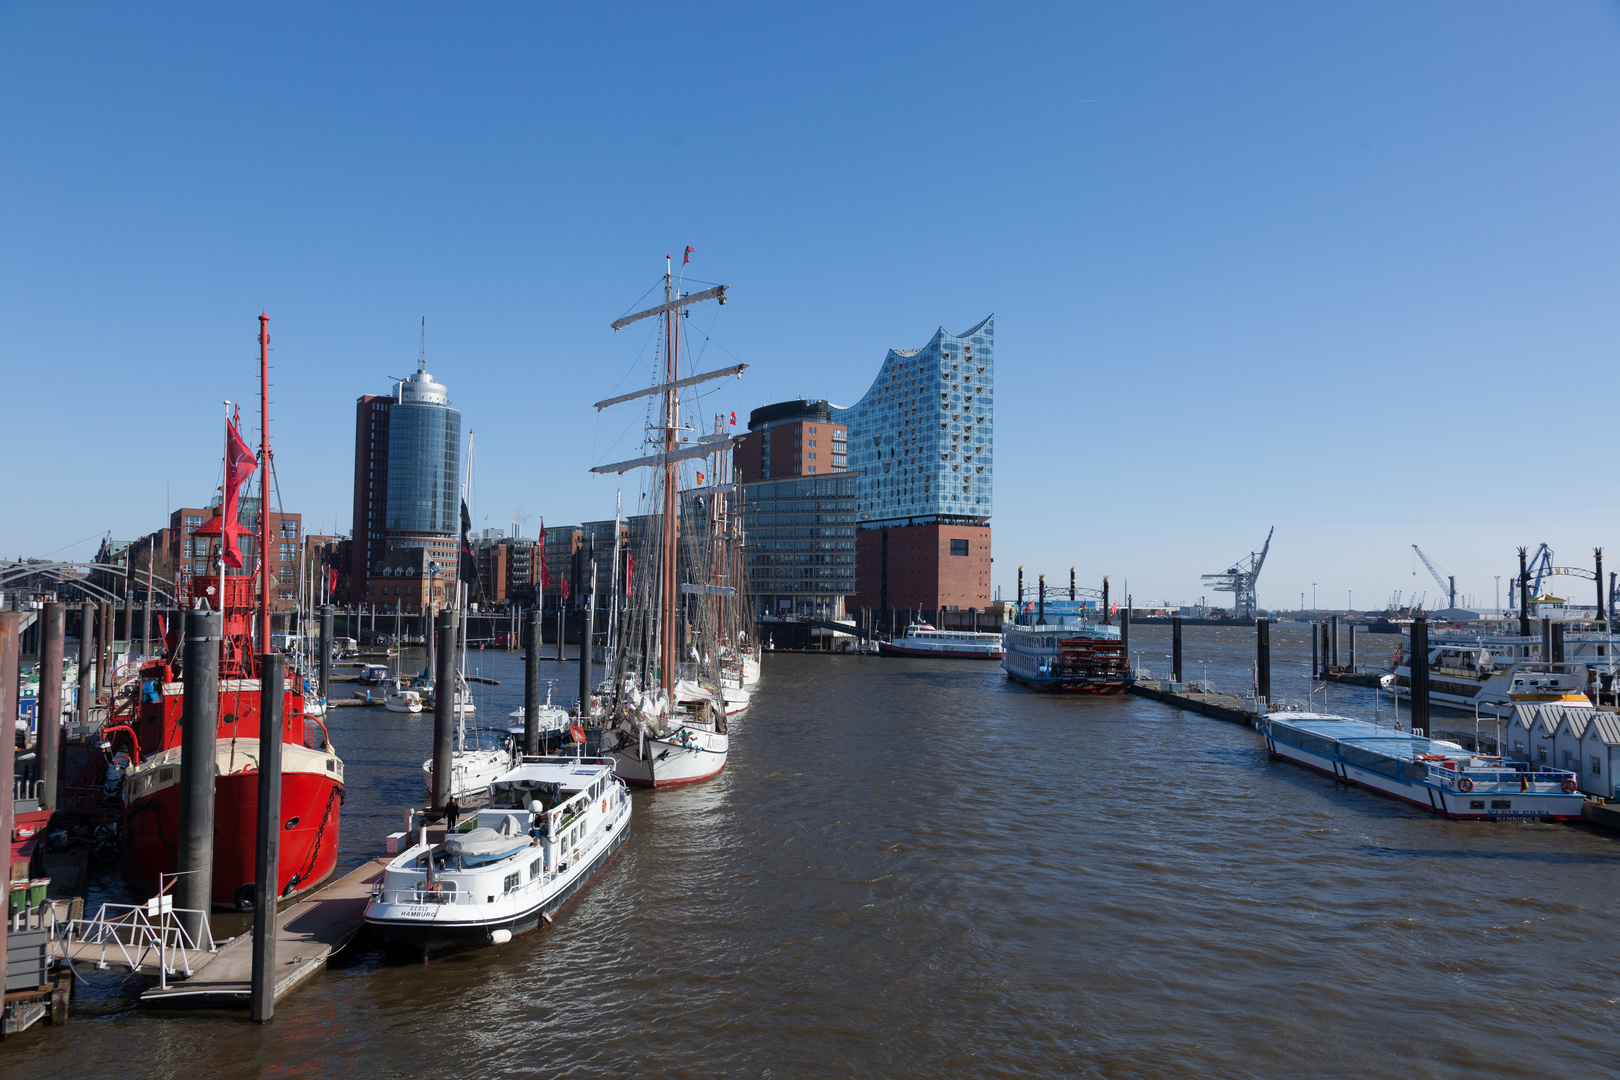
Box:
(1388, 624), (1617, 717)
(366, 755), (630, 955)
(880, 621), (1003, 660)
(385, 680), (424, 714)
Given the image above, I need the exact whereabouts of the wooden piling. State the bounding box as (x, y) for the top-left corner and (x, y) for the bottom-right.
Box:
(39, 602), (65, 811)
(177, 610), (220, 942)
(77, 601), (95, 727)
(251, 655), (283, 1024)
(432, 609), (456, 811)
(318, 606), (333, 705)
(1172, 616), (1183, 683)
(1410, 617), (1430, 735)
(1, 611), (18, 999)
(1256, 618), (1270, 701)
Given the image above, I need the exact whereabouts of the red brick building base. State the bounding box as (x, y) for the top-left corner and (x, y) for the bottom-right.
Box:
(852, 523), (991, 613)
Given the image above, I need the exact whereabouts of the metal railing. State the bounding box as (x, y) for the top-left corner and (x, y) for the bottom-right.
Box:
(53, 895), (217, 989)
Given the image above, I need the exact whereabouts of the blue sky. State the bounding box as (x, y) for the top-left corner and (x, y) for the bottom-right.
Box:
(4, 3), (1618, 611)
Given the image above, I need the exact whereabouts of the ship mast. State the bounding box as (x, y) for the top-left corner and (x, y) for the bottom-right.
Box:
(660, 259), (678, 695)
(258, 312), (272, 663)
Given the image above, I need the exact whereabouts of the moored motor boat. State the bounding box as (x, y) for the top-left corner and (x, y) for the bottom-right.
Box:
(365, 755), (630, 956)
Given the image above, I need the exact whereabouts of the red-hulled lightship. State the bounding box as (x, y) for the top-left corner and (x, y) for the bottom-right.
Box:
(114, 314), (344, 908)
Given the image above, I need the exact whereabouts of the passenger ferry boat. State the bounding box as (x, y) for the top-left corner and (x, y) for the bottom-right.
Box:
(365, 755), (630, 955)
(878, 622), (1003, 659)
(1000, 600), (1129, 693)
(1388, 624), (1617, 717)
(1265, 712), (1585, 821)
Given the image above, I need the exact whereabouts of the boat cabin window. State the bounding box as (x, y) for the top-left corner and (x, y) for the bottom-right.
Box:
(531, 858), (542, 880)
(503, 872), (520, 894)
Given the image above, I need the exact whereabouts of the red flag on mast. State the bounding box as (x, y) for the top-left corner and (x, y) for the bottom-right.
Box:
(537, 522), (550, 589)
(626, 555), (634, 597)
(560, 574), (570, 602)
(222, 414), (258, 568)
(682, 245), (694, 266)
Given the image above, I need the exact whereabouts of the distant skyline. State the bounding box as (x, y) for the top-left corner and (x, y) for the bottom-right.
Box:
(4, 3), (1619, 611)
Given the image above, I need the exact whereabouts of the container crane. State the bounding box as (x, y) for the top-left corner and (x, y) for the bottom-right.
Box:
(1411, 544), (1456, 611)
(1201, 526), (1273, 618)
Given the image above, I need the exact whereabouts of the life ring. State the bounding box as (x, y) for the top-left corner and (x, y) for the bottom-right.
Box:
(1457, 777), (1474, 793)
(1562, 778), (1577, 794)
(601, 798), (607, 813)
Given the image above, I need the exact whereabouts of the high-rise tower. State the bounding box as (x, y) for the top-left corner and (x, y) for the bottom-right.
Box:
(349, 352), (463, 611)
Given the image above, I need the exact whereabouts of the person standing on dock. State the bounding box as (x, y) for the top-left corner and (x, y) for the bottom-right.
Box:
(445, 795), (461, 831)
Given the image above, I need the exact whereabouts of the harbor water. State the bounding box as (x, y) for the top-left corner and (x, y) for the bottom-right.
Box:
(4, 624), (1618, 1076)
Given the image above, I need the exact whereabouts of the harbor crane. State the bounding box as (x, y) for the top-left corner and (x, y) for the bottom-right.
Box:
(1411, 544), (1457, 611)
(1201, 526), (1273, 618)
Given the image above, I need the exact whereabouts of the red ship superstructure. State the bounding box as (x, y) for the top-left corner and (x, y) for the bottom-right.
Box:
(110, 313), (344, 908)
(116, 575), (344, 908)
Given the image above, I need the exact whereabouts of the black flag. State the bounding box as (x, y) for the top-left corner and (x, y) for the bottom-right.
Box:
(459, 499), (479, 593)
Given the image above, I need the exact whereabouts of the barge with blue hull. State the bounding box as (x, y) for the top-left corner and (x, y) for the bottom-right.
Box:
(364, 755), (630, 956)
(1265, 712), (1585, 821)
(1000, 600), (1130, 693)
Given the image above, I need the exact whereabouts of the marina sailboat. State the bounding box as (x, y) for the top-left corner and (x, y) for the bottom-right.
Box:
(588, 260), (743, 787)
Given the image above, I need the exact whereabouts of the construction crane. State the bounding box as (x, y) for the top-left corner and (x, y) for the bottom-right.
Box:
(1411, 544), (1456, 611)
(1201, 526), (1273, 618)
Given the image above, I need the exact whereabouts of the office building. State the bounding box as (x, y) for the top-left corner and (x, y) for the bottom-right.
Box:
(349, 354), (464, 608)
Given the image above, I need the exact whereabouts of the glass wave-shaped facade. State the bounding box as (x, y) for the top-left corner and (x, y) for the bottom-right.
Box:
(386, 402), (462, 536)
(833, 315), (993, 527)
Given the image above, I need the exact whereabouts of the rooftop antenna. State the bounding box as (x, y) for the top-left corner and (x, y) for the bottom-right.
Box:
(418, 316), (427, 372)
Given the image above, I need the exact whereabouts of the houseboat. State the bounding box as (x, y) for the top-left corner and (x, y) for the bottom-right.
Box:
(365, 754), (630, 956)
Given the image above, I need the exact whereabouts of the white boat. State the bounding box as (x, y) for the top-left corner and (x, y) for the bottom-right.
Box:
(385, 680), (424, 714)
(422, 742), (513, 803)
(1265, 711), (1585, 821)
(358, 663), (392, 685)
(366, 755), (630, 956)
(1388, 624), (1618, 717)
(879, 621), (1003, 660)
(605, 682), (728, 788)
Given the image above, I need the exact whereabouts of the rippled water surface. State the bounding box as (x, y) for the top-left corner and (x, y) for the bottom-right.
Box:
(5, 626), (1618, 1078)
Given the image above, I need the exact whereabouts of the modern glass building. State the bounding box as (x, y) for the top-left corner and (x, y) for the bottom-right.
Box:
(833, 315), (993, 527)
(385, 362), (462, 539)
(739, 472), (858, 617)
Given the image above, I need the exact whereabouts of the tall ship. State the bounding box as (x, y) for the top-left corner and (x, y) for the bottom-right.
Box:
(880, 621), (1003, 659)
(110, 316), (344, 907)
(587, 257), (741, 787)
(1265, 711), (1585, 821)
(1000, 600), (1129, 693)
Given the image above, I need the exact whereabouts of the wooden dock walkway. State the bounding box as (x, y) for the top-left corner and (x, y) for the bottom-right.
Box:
(138, 856), (387, 1010)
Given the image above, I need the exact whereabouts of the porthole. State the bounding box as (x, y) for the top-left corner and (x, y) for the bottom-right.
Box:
(284, 816), (301, 830)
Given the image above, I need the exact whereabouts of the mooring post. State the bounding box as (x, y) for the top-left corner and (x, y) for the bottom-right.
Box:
(177, 610), (220, 941)
(1552, 621), (1566, 664)
(39, 602), (66, 811)
(1596, 549), (1606, 628)
(98, 600), (112, 688)
(1348, 619), (1355, 673)
(1120, 604), (1131, 675)
(1102, 577), (1111, 625)
(578, 561), (596, 718)
(1172, 616), (1183, 683)
(1069, 567), (1076, 601)
(432, 609), (456, 811)
(1311, 622), (1319, 682)
(318, 605), (334, 706)
(1256, 618), (1271, 702)
(1518, 548), (1531, 637)
(251, 654), (283, 1024)
(0, 610), (18, 997)
(557, 603), (566, 662)
(1329, 615), (1339, 671)
(78, 601), (95, 727)
(525, 609), (542, 755)
(1037, 574), (1045, 625)
(1017, 566), (1024, 605)
(1410, 617), (1430, 735)
(1541, 617), (1552, 663)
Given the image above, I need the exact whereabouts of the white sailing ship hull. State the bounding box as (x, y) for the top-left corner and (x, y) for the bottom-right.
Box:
(422, 747), (514, 801)
(609, 727), (728, 788)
